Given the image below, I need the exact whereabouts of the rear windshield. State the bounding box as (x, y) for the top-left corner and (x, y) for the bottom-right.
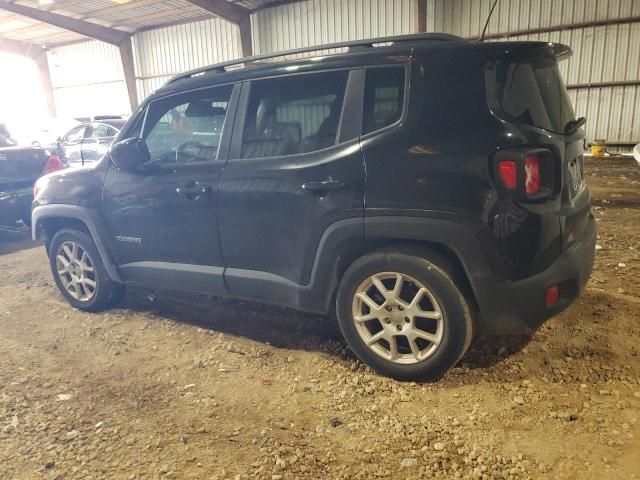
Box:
(486, 55), (575, 134)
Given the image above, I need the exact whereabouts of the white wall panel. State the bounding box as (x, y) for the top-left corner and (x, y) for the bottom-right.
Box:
(252, 0), (417, 54)
(133, 17), (241, 100)
(47, 40), (129, 118)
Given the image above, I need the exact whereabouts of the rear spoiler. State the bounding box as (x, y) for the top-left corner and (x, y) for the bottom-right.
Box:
(551, 43), (572, 60)
(482, 41), (573, 61)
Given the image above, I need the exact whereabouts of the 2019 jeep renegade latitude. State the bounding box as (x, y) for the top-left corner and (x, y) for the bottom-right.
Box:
(32, 33), (596, 381)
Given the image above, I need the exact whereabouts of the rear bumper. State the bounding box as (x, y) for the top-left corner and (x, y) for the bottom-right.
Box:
(476, 212), (596, 335)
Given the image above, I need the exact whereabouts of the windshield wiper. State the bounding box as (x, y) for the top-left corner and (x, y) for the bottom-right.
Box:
(564, 116), (586, 134)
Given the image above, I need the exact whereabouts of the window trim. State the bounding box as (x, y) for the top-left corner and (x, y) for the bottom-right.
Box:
(138, 82), (240, 167)
(359, 62), (411, 141)
(229, 67), (356, 161)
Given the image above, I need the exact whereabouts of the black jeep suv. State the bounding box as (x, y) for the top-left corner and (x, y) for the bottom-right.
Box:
(32, 33), (595, 381)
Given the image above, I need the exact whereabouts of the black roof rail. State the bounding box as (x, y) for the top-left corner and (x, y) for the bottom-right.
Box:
(166, 32), (463, 85)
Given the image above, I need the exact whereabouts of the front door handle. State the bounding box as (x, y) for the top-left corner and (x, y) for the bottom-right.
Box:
(176, 182), (212, 198)
(302, 179), (346, 195)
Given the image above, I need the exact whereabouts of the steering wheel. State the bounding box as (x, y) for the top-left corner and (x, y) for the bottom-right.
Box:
(176, 141), (206, 163)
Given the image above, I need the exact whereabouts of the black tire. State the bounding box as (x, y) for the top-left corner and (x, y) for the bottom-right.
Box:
(336, 248), (473, 381)
(49, 228), (126, 312)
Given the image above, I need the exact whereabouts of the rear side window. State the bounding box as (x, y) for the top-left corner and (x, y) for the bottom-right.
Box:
(241, 70), (348, 158)
(486, 55), (575, 134)
(363, 66), (405, 134)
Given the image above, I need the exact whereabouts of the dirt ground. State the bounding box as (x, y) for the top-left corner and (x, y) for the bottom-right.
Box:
(1, 157), (639, 480)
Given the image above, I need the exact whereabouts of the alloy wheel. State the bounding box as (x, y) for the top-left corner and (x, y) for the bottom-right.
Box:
(55, 241), (97, 301)
(351, 272), (444, 364)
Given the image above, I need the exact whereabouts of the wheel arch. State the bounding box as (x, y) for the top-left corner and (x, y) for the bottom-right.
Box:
(311, 216), (491, 315)
(32, 205), (122, 282)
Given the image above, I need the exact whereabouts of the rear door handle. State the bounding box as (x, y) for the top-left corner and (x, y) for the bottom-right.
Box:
(302, 179), (346, 194)
(176, 182), (212, 198)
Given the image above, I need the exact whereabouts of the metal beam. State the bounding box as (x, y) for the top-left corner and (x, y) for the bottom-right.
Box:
(185, 0), (253, 56)
(186, 0), (249, 24)
(416, 0), (427, 32)
(32, 50), (56, 118)
(118, 37), (139, 112)
(238, 14), (252, 57)
(567, 80), (640, 90)
(0, 1), (129, 45)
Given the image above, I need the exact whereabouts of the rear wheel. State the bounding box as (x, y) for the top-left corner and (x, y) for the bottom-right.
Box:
(49, 229), (125, 312)
(336, 249), (473, 381)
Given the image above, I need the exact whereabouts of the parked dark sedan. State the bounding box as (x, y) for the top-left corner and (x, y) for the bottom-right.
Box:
(1, 134), (63, 226)
(57, 118), (126, 166)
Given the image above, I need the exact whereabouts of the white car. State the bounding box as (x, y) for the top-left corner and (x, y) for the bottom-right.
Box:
(633, 143), (640, 169)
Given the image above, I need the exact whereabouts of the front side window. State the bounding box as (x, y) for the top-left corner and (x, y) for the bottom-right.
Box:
(143, 85), (233, 165)
(363, 66), (405, 134)
(241, 70), (348, 159)
(90, 124), (115, 138)
(64, 126), (86, 143)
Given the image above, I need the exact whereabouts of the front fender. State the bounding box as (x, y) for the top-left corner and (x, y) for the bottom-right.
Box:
(32, 204), (122, 283)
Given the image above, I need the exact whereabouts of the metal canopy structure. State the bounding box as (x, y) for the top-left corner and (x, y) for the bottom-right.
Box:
(0, 0), (298, 113)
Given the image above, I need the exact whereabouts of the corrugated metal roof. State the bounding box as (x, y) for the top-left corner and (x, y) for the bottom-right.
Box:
(0, 0), (281, 46)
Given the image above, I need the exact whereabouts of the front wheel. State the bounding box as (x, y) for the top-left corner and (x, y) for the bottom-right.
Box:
(336, 249), (473, 381)
(49, 229), (126, 312)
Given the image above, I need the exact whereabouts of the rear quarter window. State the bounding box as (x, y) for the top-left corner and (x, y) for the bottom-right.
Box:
(486, 55), (575, 134)
(363, 66), (405, 134)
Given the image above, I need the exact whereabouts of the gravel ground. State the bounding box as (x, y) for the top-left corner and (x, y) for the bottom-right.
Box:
(0, 157), (639, 480)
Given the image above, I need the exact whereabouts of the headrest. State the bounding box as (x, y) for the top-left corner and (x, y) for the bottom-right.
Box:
(185, 101), (225, 118)
(256, 99), (276, 132)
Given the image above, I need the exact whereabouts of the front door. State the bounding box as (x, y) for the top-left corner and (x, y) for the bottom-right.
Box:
(101, 84), (238, 291)
(219, 69), (365, 292)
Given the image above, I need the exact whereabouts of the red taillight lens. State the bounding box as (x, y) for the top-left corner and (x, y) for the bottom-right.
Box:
(524, 155), (541, 195)
(41, 154), (63, 176)
(498, 160), (517, 189)
(545, 285), (559, 307)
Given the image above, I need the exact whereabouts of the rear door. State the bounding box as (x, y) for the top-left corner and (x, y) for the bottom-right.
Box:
(219, 69), (365, 290)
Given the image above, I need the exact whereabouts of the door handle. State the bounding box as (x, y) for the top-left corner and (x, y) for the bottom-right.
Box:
(176, 182), (212, 198)
(302, 179), (346, 194)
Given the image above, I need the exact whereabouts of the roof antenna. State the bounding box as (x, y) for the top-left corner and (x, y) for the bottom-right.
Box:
(480, 0), (499, 42)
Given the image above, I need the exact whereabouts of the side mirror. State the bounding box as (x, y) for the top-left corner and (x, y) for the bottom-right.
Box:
(109, 137), (150, 170)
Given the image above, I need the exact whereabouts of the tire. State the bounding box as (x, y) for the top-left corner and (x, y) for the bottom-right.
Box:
(48, 228), (126, 312)
(336, 248), (473, 381)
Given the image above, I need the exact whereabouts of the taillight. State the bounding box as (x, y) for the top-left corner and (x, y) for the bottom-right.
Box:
(524, 155), (541, 195)
(493, 149), (554, 200)
(41, 154), (64, 176)
(498, 160), (517, 189)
